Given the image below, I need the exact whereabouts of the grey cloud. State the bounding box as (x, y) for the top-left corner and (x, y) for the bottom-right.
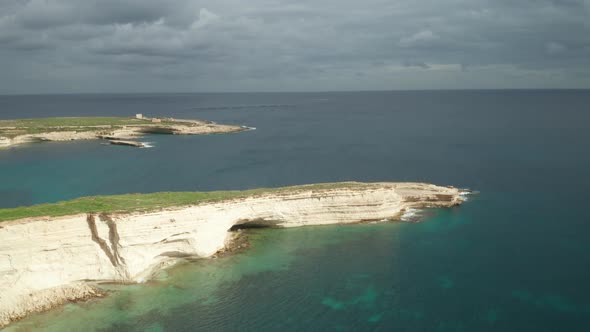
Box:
(14, 0), (180, 28)
(0, 0), (589, 93)
(399, 30), (440, 48)
(403, 60), (431, 69)
(546, 42), (567, 55)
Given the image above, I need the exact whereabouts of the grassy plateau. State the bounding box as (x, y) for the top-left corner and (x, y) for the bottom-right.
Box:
(0, 183), (373, 222)
(0, 117), (180, 138)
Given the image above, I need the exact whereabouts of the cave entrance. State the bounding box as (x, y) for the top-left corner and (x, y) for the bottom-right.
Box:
(228, 218), (281, 232)
(229, 224), (270, 231)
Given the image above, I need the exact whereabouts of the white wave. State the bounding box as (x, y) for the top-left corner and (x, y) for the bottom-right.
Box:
(459, 189), (478, 202)
(368, 218), (391, 224)
(241, 126), (257, 131)
(401, 208), (422, 222)
(141, 142), (155, 148)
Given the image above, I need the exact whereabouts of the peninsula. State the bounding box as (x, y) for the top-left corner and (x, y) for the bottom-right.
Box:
(0, 182), (467, 327)
(0, 115), (247, 149)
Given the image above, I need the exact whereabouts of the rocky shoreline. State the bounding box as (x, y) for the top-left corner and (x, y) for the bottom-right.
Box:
(0, 182), (467, 327)
(0, 117), (247, 149)
(108, 139), (147, 148)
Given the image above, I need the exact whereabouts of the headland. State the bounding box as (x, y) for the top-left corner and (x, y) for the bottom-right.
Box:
(0, 182), (468, 327)
(0, 115), (246, 149)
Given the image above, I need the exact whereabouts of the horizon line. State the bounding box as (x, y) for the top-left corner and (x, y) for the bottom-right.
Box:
(1, 87), (590, 97)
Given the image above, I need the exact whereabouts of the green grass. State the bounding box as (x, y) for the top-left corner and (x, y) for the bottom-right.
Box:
(0, 117), (179, 138)
(0, 117), (147, 128)
(0, 182), (374, 222)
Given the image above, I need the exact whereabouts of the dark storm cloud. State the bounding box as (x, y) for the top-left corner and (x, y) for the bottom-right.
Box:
(0, 0), (589, 93)
(13, 0), (179, 28)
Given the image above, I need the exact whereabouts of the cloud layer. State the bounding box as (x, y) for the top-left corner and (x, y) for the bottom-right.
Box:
(1, 0), (589, 93)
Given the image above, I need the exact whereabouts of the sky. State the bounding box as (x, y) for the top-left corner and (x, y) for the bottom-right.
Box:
(1, 0), (589, 93)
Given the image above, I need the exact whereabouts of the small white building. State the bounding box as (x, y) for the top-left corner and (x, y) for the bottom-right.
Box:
(136, 114), (143, 119)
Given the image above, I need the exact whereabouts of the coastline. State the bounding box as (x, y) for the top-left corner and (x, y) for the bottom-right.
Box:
(0, 116), (247, 149)
(0, 182), (467, 327)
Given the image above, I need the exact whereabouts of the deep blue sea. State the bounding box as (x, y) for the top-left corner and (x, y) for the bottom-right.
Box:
(1, 90), (590, 331)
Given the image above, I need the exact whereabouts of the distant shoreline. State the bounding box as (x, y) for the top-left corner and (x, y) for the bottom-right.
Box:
(0, 116), (247, 149)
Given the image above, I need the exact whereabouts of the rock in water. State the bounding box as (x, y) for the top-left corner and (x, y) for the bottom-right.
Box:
(108, 140), (145, 147)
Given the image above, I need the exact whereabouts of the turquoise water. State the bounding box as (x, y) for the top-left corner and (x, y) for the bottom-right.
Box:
(1, 91), (590, 331)
(8, 194), (590, 331)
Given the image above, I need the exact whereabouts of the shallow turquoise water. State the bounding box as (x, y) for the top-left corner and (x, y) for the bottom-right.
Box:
(2, 91), (590, 331)
(7, 192), (590, 331)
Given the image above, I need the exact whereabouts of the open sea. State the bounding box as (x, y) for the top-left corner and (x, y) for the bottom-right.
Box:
(1, 90), (590, 331)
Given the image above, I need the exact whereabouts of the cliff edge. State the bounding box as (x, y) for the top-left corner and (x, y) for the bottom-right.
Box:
(0, 182), (467, 327)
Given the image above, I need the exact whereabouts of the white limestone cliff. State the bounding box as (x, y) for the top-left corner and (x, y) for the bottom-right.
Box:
(0, 182), (465, 327)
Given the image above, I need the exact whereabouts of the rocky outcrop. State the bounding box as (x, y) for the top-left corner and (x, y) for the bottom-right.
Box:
(0, 136), (10, 148)
(0, 121), (245, 149)
(0, 182), (466, 327)
(108, 140), (146, 147)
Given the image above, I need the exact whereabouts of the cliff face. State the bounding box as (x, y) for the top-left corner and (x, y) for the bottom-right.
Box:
(0, 183), (464, 327)
(0, 136), (11, 147)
